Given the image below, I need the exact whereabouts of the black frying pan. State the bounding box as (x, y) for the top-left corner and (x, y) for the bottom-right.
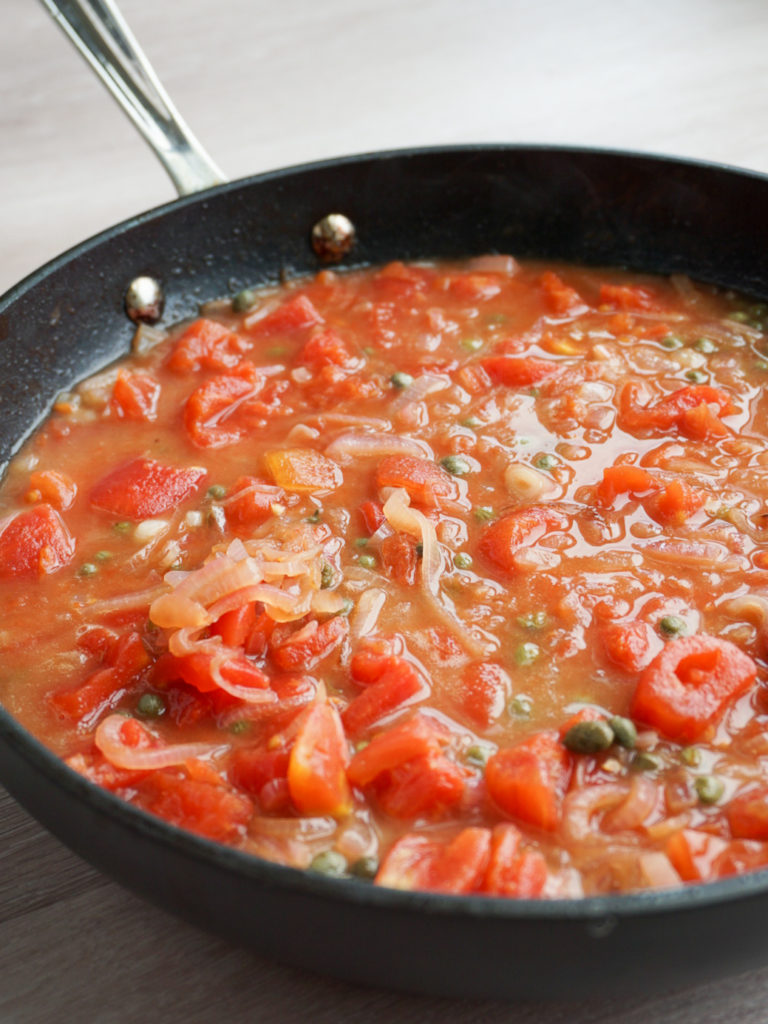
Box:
(3, 2), (768, 1003)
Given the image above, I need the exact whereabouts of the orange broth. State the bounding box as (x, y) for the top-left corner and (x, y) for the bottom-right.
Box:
(2, 255), (768, 897)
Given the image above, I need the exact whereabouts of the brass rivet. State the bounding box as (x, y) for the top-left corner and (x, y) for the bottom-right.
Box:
(311, 213), (356, 262)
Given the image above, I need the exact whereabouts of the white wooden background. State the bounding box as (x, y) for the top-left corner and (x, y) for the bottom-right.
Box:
(3, 0), (768, 1020)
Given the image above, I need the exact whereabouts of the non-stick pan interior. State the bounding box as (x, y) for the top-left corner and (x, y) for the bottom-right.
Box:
(2, 145), (768, 999)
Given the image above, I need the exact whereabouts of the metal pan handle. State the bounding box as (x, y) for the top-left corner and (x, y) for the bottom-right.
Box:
(39, 0), (227, 196)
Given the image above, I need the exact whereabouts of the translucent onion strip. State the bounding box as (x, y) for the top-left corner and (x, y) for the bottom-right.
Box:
(95, 714), (220, 770)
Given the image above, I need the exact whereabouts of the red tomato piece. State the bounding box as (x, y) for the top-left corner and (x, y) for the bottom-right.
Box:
(110, 370), (161, 421)
(481, 356), (559, 387)
(618, 382), (733, 433)
(725, 784), (768, 840)
(374, 455), (460, 509)
(264, 449), (343, 493)
(595, 465), (660, 507)
(50, 667), (124, 724)
(456, 662), (511, 730)
(540, 271), (585, 315)
(184, 366), (265, 449)
(482, 823), (548, 897)
(158, 651), (270, 694)
(231, 743), (291, 806)
(300, 328), (356, 368)
(667, 828), (768, 881)
(136, 769), (253, 842)
(374, 834), (435, 890)
(600, 620), (657, 674)
(379, 532), (419, 586)
(599, 283), (655, 311)
(210, 602), (258, 648)
(168, 318), (250, 373)
(348, 638), (398, 685)
(270, 615), (348, 672)
(630, 634), (757, 743)
(27, 469), (77, 510)
(485, 731), (573, 832)
(648, 479), (705, 526)
(342, 656), (426, 738)
(223, 476), (284, 526)
(358, 499), (385, 535)
(89, 457), (207, 519)
(376, 749), (466, 820)
(446, 273), (502, 302)
(347, 714), (445, 788)
(287, 702), (351, 817)
(422, 828), (492, 893)
(0, 504), (75, 577)
(478, 506), (568, 576)
(248, 294), (323, 335)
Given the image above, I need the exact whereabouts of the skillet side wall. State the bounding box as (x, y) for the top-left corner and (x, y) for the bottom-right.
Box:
(1, 146), (768, 998)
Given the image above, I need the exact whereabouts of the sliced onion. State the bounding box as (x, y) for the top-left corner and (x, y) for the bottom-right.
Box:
(349, 587), (387, 638)
(642, 538), (744, 572)
(392, 372), (449, 410)
(465, 254), (519, 275)
(562, 783), (652, 845)
(325, 431), (433, 463)
(79, 585), (168, 619)
(637, 852), (681, 890)
(602, 775), (658, 833)
(95, 714), (219, 770)
(383, 488), (441, 595)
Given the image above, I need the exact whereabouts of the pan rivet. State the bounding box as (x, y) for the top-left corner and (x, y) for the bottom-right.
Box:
(311, 213), (356, 262)
(125, 276), (165, 324)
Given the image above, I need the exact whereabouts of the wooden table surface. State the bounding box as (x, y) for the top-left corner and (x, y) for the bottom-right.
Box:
(3, 0), (768, 1020)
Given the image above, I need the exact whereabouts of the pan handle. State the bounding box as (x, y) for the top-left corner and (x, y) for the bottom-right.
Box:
(39, 0), (227, 196)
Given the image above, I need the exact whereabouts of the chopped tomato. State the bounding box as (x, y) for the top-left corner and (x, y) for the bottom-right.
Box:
(618, 382), (733, 434)
(455, 662), (511, 730)
(89, 457), (207, 519)
(599, 283), (655, 311)
(136, 768), (253, 842)
(446, 273), (502, 302)
(300, 328), (356, 368)
(379, 532), (419, 586)
(374, 834), (435, 890)
(168, 318), (250, 372)
(667, 828), (768, 881)
(50, 667), (126, 724)
(288, 702), (351, 817)
(264, 448), (343, 493)
(485, 731), (573, 832)
(358, 499), (385, 535)
(374, 455), (460, 508)
(648, 479), (705, 525)
(156, 651), (270, 694)
(223, 476), (284, 526)
(726, 785), (768, 840)
(376, 748), (466, 820)
(26, 469), (77, 510)
(482, 823), (548, 897)
(540, 271), (585, 316)
(270, 615), (348, 672)
(342, 656), (426, 738)
(595, 464), (659, 506)
(600, 620), (657, 674)
(183, 364), (265, 449)
(347, 714), (445, 788)
(481, 356), (559, 387)
(377, 827), (491, 893)
(248, 294), (323, 335)
(110, 370), (161, 421)
(210, 603), (257, 648)
(231, 742), (291, 811)
(479, 506), (568, 576)
(630, 634), (757, 743)
(0, 504), (75, 577)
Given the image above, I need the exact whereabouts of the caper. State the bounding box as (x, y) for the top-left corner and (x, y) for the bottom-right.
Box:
(78, 562), (98, 577)
(509, 695), (533, 718)
(695, 775), (724, 805)
(350, 855), (379, 880)
(631, 750), (662, 773)
(517, 611), (548, 631)
(694, 337), (717, 354)
(461, 337), (483, 352)
(454, 552), (473, 570)
(660, 334), (683, 349)
(390, 371), (414, 390)
(680, 746), (702, 767)
(309, 850), (348, 877)
(466, 744), (490, 767)
(320, 563), (335, 589)
(473, 506), (495, 522)
(137, 692), (165, 718)
(658, 614), (689, 639)
(563, 719), (615, 754)
(440, 454), (471, 476)
(232, 288), (256, 312)
(358, 553), (376, 569)
(207, 484), (227, 500)
(608, 715), (637, 749)
(514, 642), (540, 666)
(685, 369), (708, 383)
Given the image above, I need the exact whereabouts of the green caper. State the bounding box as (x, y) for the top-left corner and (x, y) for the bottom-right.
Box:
(608, 715), (637, 750)
(207, 484), (227, 500)
(306, 508), (322, 524)
(320, 563), (335, 589)
(466, 744), (490, 767)
(461, 337), (483, 352)
(534, 454), (558, 471)
(78, 562), (98, 577)
(695, 775), (724, 805)
(309, 850), (348, 877)
(137, 692), (166, 718)
(694, 337), (717, 354)
(517, 611), (548, 631)
(680, 746), (702, 767)
(358, 553), (376, 569)
(232, 288), (256, 312)
(350, 855), (379, 880)
(112, 521), (132, 534)
(685, 369), (708, 383)
(660, 334), (683, 349)
(94, 550), (113, 562)
(390, 371), (414, 390)
(454, 552), (473, 570)
(509, 695), (532, 718)
(229, 720), (251, 735)
(658, 614), (689, 639)
(473, 506), (495, 522)
(631, 750), (662, 773)
(440, 454), (471, 476)
(563, 719), (615, 754)
(514, 642), (540, 666)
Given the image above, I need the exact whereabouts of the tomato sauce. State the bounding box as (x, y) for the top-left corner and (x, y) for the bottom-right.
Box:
(3, 255), (768, 897)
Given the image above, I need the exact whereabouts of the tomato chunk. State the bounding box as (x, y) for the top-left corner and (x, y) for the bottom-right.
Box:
(248, 294), (323, 335)
(223, 476), (284, 526)
(479, 506), (568, 576)
(27, 469), (77, 510)
(168, 318), (250, 372)
(0, 504), (75, 577)
(183, 365), (265, 449)
(630, 634), (757, 743)
(485, 731), (573, 832)
(595, 465), (659, 507)
(647, 479), (705, 525)
(376, 828), (491, 894)
(374, 455), (460, 508)
(726, 785), (768, 840)
(270, 616), (348, 672)
(540, 271), (585, 315)
(619, 382), (733, 434)
(667, 828), (768, 881)
(481, 356), (559, 387)
(110, 370), (161, 421)
(342, 656), (426, 737)
(347, 713), (446, 787)
(264, 449), (343, 493)
(482, 823), (548, 897)
(288, 702), (351, 817)
(600, 620), (657, 674)
(90, 457), (207, 519)
(136, 768), (253, 842)
(455, 662), (511, 730)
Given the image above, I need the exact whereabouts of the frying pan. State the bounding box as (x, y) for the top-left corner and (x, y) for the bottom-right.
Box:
(2, 0), (768, 1001)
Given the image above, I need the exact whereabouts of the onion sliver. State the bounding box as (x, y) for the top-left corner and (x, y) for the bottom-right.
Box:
(325, 431), (433, 463)
(95, 714), (220, 770)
